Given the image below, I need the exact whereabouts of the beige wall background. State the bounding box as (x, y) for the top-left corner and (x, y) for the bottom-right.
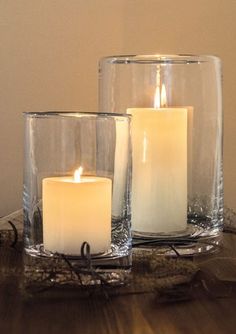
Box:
(0, 0), (235, 215)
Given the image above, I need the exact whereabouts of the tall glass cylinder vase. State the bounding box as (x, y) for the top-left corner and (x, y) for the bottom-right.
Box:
(99, 55), (223, 254)
(23, 111), (131, 290)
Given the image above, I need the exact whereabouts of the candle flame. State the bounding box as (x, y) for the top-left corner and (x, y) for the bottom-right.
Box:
(154, 84), (167, 108)
(74, 166), (83, 182)
(154, 85), (161, 108)
(161, 84), (167, 107)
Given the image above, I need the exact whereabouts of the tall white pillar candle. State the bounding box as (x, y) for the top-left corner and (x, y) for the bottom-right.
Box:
(128, 108), (187, 234)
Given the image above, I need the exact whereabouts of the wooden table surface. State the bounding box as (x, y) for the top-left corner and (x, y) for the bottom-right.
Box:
(1, 233), (236, 334)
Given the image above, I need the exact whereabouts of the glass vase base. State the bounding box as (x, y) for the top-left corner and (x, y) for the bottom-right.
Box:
(22, 251), (131, 295)
(132, 224), (222, 257)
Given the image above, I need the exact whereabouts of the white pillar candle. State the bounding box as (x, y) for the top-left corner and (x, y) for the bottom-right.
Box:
(42, 168), (112, 255)
(128, 107), (188, 234)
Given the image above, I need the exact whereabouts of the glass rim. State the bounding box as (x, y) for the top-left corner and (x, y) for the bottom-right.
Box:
(100, 54), (221, 65)
(23, 111), (131, 119)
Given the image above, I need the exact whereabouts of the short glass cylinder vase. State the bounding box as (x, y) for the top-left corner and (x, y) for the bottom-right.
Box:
(23, 111), (131, 291)
(99, 55), (223, 254)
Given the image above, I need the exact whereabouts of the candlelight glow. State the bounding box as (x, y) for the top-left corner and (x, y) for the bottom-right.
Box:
(154, 84), (167, 108)
(154, 85), (161, 108)
(161, 84), (167, 107)
(74, 166), (83, 182)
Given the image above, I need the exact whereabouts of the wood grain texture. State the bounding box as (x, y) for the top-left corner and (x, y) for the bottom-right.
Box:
(1, 234), (236, 334)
